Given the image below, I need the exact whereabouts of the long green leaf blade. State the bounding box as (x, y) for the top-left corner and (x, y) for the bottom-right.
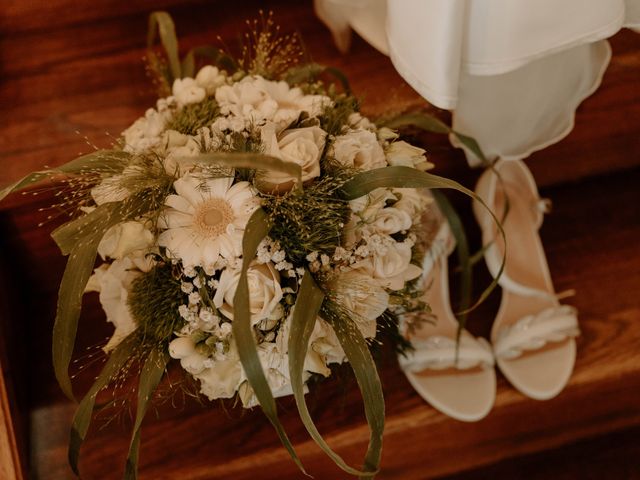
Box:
(382, 112), (488, 164)
(324, 307), (383, 478)
(188, 152), (303, 191)
(0, 150), (129, 202)
(339, 166), (505, 315)
(289, 273), (381, 476)
(231, 209), (307, 474)
(124, 348), (169, 480)
(69, 335), (137, 475)
(432, 190), (471, 331)
(147, 11), (181, 82)
(53, 234), (104, 400)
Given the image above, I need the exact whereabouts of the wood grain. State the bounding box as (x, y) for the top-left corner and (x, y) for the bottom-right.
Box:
(0, 369), (22, 480)
(0, 1), (639, 479)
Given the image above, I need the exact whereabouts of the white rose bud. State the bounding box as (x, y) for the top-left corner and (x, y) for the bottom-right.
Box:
(333, 130), (386, 171)
(385, 140), (433, 171)
(195, 65), (227, 95)
(169, 336), (196, 359)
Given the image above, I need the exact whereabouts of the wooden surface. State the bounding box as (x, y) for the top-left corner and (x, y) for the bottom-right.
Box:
(1, 1), (640, 479)
(0, 368), (22, 480)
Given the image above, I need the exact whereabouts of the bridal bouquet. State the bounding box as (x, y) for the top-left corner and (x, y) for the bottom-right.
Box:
(0, 11), (499, 479)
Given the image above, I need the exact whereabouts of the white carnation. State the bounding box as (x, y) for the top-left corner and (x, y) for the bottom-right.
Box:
(122, 107), (169, 153)
(215, 75), (331, 131)
(172, 77), (206, 106)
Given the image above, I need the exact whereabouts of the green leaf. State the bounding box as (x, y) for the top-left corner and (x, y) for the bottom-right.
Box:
(53, 232), (105, 400)
(52, 195), (153, 400)
(339, 166), (475, 200)
(231, 209), (307, 474)
(339, 166), (505, 315)
(284, 63), (351, 93)
(69, 335), (137, 475)
(188, 152), (303, 191)
(147, 11), (181, 83)
(432, 191), (471, 334)
(323, 307), (383, 478)
(384, 113), (449, 135)
(0, 149), (129, 203)
(383, 113), (488, 165)
(181, 45), (237, 78)
(124, 348), (169, 480)
(51, 201), (119, 256)
(289, 272), (382, 476)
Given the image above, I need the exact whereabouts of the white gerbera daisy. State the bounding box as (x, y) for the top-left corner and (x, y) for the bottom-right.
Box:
(158, 174), (259, 270)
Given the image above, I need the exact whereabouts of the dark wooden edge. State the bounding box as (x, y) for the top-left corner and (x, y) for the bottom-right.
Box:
(0, 235), (28, 480)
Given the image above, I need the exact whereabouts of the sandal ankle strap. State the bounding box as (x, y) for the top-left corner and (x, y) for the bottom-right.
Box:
(399, 334), (495, 371)
(493, 305), (580, 360)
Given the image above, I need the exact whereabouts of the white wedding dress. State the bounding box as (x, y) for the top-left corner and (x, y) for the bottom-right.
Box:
(315, 0), (640, 164)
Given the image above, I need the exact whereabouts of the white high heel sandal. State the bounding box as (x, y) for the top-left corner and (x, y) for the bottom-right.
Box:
(398, 205), (496, 422)
(473, 159), (580, 400)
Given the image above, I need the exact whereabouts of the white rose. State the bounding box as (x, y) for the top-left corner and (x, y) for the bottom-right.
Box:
(353, 239), (422, 290)
(333, 130), (386, 171)
(213, 262), (283, 324)
(258, 123), (326, 193)
(85, 257), (141, 351)
(98, 221), (154, 260)
(195, 65), (227, 95)
(385, 141), (433, 171)
(330, 270), (390, 338)
(172, 77), (206, 106)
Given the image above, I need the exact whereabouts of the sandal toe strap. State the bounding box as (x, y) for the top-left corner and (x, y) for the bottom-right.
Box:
(399, 335), (495, 372)
(494, 305), (580, 360)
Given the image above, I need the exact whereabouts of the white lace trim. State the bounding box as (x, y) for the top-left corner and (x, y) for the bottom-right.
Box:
(494, 305), (580, 360)
(399, 334), (495, 372)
